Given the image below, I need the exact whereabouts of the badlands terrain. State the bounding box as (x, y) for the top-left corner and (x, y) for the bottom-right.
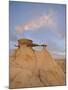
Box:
(9, 39), (66, 89)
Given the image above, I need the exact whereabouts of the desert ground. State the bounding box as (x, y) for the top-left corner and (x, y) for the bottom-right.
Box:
(55, 59), (66, 73)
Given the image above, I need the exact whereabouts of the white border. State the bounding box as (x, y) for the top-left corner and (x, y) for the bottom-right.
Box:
(10, 0), (67, 4)
(0, 0), (68, 90)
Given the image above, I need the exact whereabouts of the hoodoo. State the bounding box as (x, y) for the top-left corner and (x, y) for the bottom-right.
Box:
(9, 38), (65, 89)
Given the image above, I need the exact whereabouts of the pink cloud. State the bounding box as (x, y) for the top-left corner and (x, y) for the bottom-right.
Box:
(16, 10), (56, 33)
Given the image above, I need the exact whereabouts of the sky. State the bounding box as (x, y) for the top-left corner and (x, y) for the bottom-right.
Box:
(9, 1), (66, 59)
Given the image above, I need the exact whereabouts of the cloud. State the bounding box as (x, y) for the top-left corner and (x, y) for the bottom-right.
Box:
(16, 10), (56, 33)
(49, 51), (65, 59)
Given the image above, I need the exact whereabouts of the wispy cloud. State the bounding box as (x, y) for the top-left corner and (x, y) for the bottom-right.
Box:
(16, 10), (56, 33)
(16, 9), (65, 38)
(49, 51), (65, 59)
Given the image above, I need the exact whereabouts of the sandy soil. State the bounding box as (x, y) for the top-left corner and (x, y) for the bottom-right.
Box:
(55, 59), (66, 73)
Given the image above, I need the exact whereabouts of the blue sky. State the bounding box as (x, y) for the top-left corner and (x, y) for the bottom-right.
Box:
(9, 1), (66, 59)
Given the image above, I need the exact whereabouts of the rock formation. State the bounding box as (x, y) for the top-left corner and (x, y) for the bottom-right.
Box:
(9, 38), (65, 89)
